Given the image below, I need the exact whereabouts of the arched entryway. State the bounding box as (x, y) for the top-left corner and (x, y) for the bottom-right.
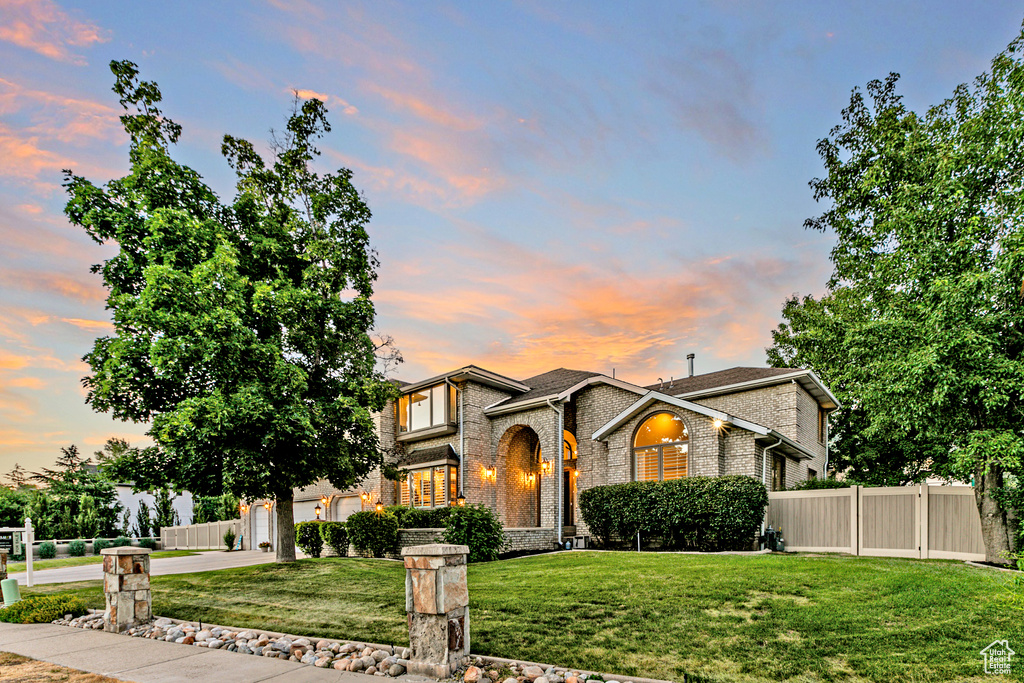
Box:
(496, 425), (542, 527)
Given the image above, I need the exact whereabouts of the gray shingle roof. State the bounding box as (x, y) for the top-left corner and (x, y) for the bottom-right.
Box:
(645, 367), (801, 395)
(396, 444), (458, 468)
(512, 368), (604, 403)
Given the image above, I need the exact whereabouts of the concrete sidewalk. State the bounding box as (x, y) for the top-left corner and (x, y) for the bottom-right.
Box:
(9, 550), (279, 586)
(0, 622), (397, 682)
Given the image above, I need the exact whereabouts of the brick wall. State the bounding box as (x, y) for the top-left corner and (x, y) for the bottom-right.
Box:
(488, 405), (558, 528)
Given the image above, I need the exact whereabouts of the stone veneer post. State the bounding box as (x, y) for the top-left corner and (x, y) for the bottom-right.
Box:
(101, 546), (152, 633)
(402, 543), (470, 678)
(0, 551), (6, 580)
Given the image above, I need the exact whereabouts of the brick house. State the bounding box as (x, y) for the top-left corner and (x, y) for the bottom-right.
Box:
(243, 361), (839, 551)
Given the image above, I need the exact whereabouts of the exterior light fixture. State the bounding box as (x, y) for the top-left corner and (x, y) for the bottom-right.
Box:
(573, 469), (579, 478)
(314, 504), (322, 519)
(541, 460), (552, 475)
(360, 491), (370, 502)
(527, 473), (536, 485)
(320, 495), (328, 506)
(240, 503), (248, 514)
(456, 491), (466, 507)
(712, 418), (724, 430)
(482, 466), (496, 481)
(374, 499), (384, 514)
(264, 501), (271, 511)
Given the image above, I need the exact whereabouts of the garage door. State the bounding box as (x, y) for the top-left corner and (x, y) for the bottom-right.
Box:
(333, 496), (362, 521)
(253, 504), (272, 547)
(293, 500), (320, 523)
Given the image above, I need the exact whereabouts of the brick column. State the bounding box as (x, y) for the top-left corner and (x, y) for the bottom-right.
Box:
(402, 543), (470, 678)
(101, 547), (152, 633)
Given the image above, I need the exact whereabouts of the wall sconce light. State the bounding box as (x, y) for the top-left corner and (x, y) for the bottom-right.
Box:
(240, 503), (248, 514)
(360, 491), (370, 503)
(264, 501), (271, 511)
(541, 460), (552, 476)
(320, 495), (328, 506)
(456, 491), (466, 507)
(482, 466), (496, 481)
(712, 418), (724, 430)
(573, 469), (579, 478)
(526, 472), (536, 485)
(314, 504), (322, 519)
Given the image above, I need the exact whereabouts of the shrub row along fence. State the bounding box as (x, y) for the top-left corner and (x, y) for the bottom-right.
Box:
(160, 520), (241, 551)
(766, 485), (985, 561)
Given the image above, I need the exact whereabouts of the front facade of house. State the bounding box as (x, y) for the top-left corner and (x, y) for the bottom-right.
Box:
(243, 363), (839, 550)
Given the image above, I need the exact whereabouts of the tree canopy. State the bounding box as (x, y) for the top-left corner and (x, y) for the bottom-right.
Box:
(768, 29), (1024, 563)
(64, 61), (398, 561)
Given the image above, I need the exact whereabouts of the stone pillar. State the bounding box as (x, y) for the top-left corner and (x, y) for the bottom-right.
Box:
(402, 543), (470, 678)
(101, 547), (152, 633)
(0, 551), (6, 581)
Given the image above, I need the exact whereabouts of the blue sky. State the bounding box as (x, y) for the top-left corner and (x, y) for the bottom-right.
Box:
(1, 0), (1021, 476)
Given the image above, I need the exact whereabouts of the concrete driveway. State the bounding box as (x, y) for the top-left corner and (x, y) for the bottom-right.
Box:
(9, 550), (280, 586)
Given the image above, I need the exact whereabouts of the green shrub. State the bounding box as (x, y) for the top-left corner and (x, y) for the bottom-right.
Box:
(442, 504), (504, 562)
(401, 507), (452, 528)
(223, 528), (237, 551)
(0, 595), (87, 623)
(137, 537), (158, 550)
(110, 536), (132, 548)
(319, 522), (348, 557)
(294, 521), (324, 557)
(92, 538), (110, 555)
(384, 505), (411, 527)
(346, 511), (399, 558)
(788, 478), (850, 491)
(578, 475), (768, 551)
(68, 540), (86, 557)
(37, 542), (56, 559)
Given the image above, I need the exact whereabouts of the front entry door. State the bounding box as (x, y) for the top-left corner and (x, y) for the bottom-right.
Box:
(563, 468), (576, 526)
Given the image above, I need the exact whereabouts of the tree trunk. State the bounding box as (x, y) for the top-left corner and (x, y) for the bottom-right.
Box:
(275, 493), (296, 563)
(974, 463), (1015, 566)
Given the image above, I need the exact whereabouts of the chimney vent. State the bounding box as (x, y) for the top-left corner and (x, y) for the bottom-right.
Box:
(686, 353), (695, 377)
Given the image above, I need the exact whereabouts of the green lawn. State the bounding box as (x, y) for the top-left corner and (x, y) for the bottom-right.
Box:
(24, 552), (1022, 682)
(7, 549), (217, 573)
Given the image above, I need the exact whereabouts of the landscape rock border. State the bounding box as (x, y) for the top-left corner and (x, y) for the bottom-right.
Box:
(53, 610), (678, 683)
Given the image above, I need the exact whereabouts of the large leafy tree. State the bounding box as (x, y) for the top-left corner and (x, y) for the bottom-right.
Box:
(29, 445), (121, 539)
(768, 30), (1024, 564)
(64, 61), (397, 562)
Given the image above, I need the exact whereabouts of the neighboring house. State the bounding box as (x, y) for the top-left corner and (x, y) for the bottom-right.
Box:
(82, 464), (193, 533)
(242, 361), (839, 551)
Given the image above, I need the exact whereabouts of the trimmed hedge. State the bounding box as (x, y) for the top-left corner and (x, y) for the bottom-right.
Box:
(294, 521), (324, 558)
(0, 595), (87, 623)
(347, 511), (399, 558)
(37, 542), (56, 559)
(137, 537), (158, 550)
(442, 504), (504, 562)
(788, 478), (850, 491)
(68, 539), (87, 557)
(93, 539), (110, 555)
(578, 475), (768, 551)
(110, 536), (132, 548)
(319, 522), (348, 557)
(383, 505), (411, 527)
(402, 507), (452, 529)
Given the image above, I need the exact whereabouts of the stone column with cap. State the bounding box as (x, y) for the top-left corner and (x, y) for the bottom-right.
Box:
(101, 546), (151, 633)
(402, 543), (470, 678)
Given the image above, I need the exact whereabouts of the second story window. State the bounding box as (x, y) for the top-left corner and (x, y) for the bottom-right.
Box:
(398, 383), (456, 433)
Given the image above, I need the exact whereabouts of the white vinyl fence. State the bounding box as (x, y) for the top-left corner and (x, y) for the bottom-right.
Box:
(160, 520), (242, 551)
(767, 485), (986, 561)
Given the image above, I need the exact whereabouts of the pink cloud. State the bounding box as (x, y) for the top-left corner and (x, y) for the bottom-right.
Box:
(0, 0), (110, 65)
(291, 88), (359, 115)
(365, 84), (480, 131)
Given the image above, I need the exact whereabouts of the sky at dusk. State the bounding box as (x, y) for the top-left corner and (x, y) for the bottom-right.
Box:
(1, 0), (1022, 478)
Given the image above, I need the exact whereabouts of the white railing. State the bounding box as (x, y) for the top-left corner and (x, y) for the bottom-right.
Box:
(160, 520), (241, 551)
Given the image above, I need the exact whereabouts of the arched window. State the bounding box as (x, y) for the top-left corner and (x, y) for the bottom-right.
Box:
(633, 412), (688, 481)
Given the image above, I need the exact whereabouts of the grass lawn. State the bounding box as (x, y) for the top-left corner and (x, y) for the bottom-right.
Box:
(7, 549), (218, 573)
(24, 552), (1022, 682)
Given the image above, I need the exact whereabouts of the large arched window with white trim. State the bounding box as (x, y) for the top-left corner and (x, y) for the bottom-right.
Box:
(633, 412), (688, 481)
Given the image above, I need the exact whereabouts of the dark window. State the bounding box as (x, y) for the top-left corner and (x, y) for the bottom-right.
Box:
(771, 454), (786, 491)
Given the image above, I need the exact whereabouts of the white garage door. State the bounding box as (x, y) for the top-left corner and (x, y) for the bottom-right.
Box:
(333, 496), (362, 521)
(253, 505), (272, 547)
(293, 500), (320, 523)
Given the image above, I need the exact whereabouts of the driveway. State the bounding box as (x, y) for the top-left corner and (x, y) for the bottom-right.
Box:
(9, 550), (279, 586)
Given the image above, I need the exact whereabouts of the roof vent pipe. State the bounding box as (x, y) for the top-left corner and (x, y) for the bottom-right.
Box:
(686, 353), (695, 377)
